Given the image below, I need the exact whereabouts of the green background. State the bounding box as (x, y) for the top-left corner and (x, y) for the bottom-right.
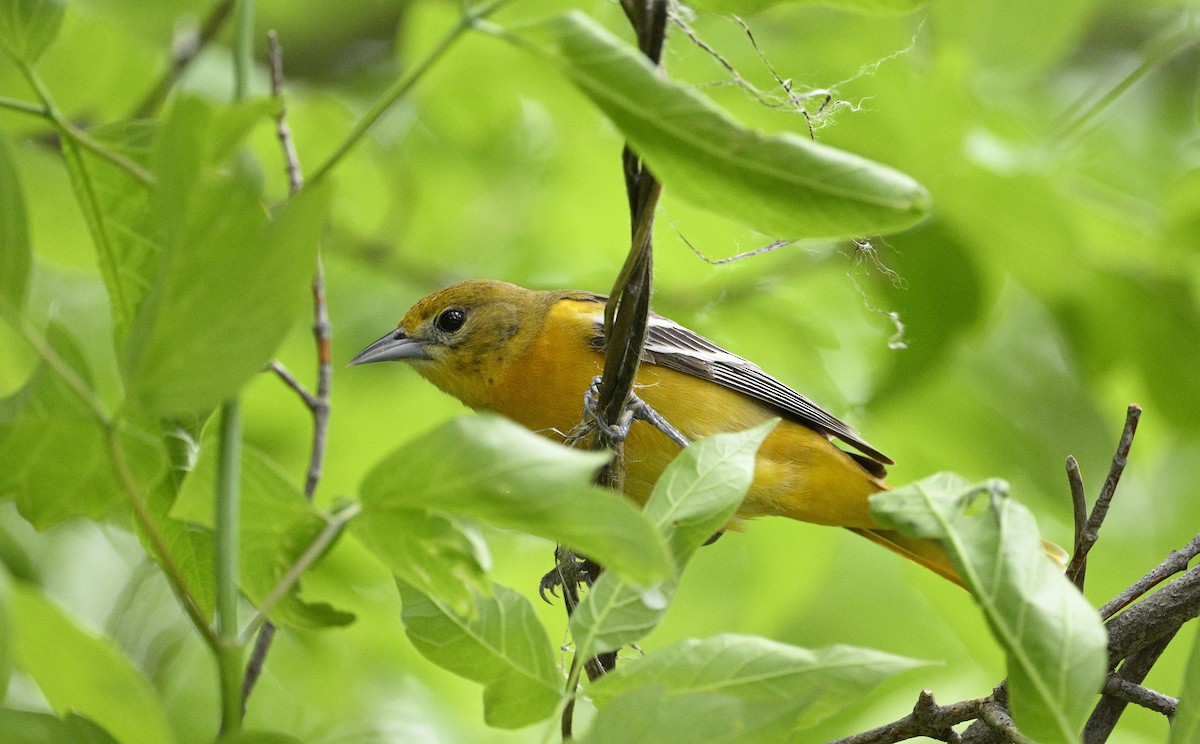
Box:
(1, 0), (1197, 741)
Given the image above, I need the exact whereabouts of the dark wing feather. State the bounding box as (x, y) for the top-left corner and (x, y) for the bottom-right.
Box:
(574, 293), (892, 467)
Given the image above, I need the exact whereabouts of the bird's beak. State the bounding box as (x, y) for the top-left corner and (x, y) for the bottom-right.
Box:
(348, 329), (431, 366)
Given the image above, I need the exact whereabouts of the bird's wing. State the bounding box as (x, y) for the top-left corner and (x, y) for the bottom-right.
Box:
(569, 292), (892, 467)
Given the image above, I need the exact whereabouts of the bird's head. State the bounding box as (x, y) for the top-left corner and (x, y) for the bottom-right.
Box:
(349, 279), (553, 409)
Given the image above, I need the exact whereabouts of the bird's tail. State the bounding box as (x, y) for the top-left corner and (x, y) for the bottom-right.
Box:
(848, 528), (964, 586)
(849, 527), (1070, 589)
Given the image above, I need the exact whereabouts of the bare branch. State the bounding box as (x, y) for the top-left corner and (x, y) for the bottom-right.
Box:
(1065, 405), (1141, 581)
(1098, 532), (1200, 620)
(1066, 455), (1088, 589)
(828, 689), (981, 743)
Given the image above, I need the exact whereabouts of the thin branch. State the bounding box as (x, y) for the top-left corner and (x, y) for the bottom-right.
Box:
(829, 689), (981, 743)
(268, 360), (318, 411)
(307, 0), (511, 188)
(1100, 674), (1177, 718)
(1065, 405), (1140, 582)
(0, 95), (46, 116)
(243, 28), (331, 709)
(130, 0), (238, 119)
(1055, 18), (1198, 144)
(1066, 455), (1088, 589)
(239, 502), (361, 643)
(1086, 631), (1179, 743)
(1099, 532), (1200, 620)
(1105, 563), (1200, 666)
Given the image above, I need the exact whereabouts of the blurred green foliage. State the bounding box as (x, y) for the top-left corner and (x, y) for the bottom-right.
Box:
(0, 0), (1198, 742)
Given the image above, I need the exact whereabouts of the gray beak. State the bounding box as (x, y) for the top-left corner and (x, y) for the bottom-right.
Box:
(348, 329), (431, 366)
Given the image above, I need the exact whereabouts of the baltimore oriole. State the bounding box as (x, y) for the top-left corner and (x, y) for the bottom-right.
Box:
(351, 279), (962, 583)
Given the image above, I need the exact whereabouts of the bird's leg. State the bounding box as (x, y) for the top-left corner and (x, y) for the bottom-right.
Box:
(572, 375), (692, 448)
(538, 547), (596, 604)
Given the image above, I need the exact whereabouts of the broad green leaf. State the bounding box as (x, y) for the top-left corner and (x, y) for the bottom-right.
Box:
(0, 710), (119, 744)
(1170, 621), (1200, 744)
(0, 0), (64, 64)
(10, 583), (175, 744)
(590, 635), (925, 730)
(399, 581), (561, 729)
(871, 474), (1107, 744)
(351, 509), (490, 618)
(172, 436), (354, 629)
(517, 12), (930, 240)
(689, 0), (927, 13)
(0, 134), (30, 313)
(0, 322), (165, 529)
(123, 96), (328, 416)
(360, 415), (672, 587)
(56, 122), (156, 345)
(579, 686), (794, 744)
(571, 422), (774, 657)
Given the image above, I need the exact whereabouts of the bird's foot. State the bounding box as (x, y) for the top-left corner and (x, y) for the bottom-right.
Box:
(538, 556), (595, 604)
(568, 375), (691, 448)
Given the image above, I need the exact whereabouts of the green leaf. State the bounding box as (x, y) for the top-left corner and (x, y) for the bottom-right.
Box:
(0, 0), (64, 64)
(351, 508), (490, 618)
(516, 12), (930, 240)
(0, 322), (165, 529)
(579, 687), (794, 744)
(0, 710), (119, 744)
(871, 474), (1107, 744)
(359, 414), (673, 588)
(172, 437), (354, 629)
(122, 96), (328, 416)
(1170, 621), (1200, 744)
(56, 121), (156, 346)
(134, 473), (216, 620)
(590, 635), (925, 730)
(399, 581), (561, 729)
(571, 422), (774, 656)
(0, 134), (31, 313)
(10, 583), (176, 744)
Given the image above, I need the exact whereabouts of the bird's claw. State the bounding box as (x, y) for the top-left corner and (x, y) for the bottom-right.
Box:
(569, 375), (691, 448)
(537, 558), (595, 604)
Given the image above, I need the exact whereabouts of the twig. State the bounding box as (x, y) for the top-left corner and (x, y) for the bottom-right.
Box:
(1104, 563), (1200, 666)
(1099, 532), (1200, 620)
(1099, 674), (1177, 718)
(1066, 455), (1088, 589)
(269, 360), (318, 411)
(268, 31), (304, 195)
(242, 28), (333, 710)
(130, 0), (238, 119)
(829, 689), (981, 743)
(1065, 405), (1140, 583)
(1086, 631), (1179, 742)
(239, 502), (361, 643)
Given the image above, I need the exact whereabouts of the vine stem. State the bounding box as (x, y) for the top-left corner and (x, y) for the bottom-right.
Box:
(306, 0), (511, 188)
(215, 401), (244, 735)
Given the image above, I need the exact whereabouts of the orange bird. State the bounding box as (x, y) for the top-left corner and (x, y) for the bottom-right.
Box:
(351, 279), (961, 583)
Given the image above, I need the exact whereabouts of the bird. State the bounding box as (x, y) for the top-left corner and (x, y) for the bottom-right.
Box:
(350, 279), (961, 583)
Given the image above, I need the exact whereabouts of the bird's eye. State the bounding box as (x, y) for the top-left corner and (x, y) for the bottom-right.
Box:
(435, 307), (467, 333)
